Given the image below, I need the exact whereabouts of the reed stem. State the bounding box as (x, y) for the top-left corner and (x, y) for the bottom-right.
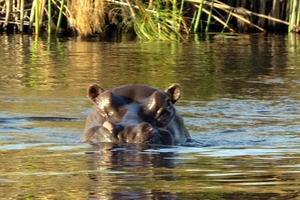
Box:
(172, 0), (177, 30)
(178, 0), (185, 31)
(221, 10), (232, 33)
(56, 0), (65, 35)
(297, 1), (300, 27)
(48, 0), (51, 35)
(35, 0), (39, 35)
(205, 0), (214, 32)
(193, 0), (204, 32)
(290, 0), (299, 33)
(20, 0), (24, 32)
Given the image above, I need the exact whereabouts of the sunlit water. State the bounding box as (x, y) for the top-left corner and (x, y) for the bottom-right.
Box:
(1, 34), (300, 199)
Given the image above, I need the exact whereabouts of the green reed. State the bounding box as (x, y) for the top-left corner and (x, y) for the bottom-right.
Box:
(48, 0), (51, 35)
(221, 11), (232, 33)
(289, 0), (300, 33)
(296, 5), (300, 26)
(192, 0), (204, 32)
(178, 0), (185, 31)
(119, 0), (187, 40)
(288, 0), (293, 33)
(56, 0), (65, 35)
(35, 0), (39, 35)
(204, 0), (214, 32)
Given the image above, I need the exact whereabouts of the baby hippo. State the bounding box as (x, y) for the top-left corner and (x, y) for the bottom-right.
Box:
(81, 83), (190, 145)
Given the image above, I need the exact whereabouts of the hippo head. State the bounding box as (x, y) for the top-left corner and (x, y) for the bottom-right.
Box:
(81, 84), (190, 145)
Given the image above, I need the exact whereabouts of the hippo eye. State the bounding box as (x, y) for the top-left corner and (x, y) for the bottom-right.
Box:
(156, 100), (171, 116)
(165, 99), (172, 110)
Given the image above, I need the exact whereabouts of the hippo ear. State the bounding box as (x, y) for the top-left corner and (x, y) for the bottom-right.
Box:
(87, 84), (105, 103)
(165, 83), (181, 104)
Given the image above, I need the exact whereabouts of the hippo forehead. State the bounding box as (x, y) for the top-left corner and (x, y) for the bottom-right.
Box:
(110, 84), (163, 102)
(95, 84), (175, 126)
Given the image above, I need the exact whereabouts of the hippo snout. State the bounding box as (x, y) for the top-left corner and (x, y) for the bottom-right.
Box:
(97, 121), (174, 145)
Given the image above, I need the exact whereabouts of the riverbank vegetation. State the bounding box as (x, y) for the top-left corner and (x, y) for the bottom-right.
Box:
(1, 0), (300, 40)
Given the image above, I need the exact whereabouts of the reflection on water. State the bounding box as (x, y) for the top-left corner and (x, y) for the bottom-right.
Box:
(0, 142), (299, 199)
(1, 34), (300, 199)
(183, 98), (300, 147)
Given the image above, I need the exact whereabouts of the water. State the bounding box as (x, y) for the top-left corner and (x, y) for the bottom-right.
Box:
(1, 34), (300, 199)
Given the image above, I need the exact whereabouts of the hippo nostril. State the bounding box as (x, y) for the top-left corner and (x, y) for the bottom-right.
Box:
(102, 121), (124, 133)
(114, 124), (124, 134)
(139, 122), (153, 134)
(102, 121), (114, 133)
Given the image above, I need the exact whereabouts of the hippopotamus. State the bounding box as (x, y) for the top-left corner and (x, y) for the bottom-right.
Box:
(81, 83), (190, 145)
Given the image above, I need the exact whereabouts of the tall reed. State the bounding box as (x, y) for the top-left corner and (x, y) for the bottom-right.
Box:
(110, 0), (187, 40)
(192, 0), (204, 32)
(204, 0), (214, 32)
(35, 0), (39, 35)
(56, 0), (65, 35)
(2, 0), (300, 39)
(289, 0), (299, 33)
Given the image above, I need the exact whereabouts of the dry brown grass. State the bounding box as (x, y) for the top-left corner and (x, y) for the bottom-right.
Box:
(67, 0), (105, 37)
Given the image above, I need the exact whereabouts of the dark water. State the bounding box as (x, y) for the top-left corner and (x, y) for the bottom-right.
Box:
(1, 34), (300, 199)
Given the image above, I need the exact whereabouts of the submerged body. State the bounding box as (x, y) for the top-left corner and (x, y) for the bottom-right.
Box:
(81, 83), (190, 145)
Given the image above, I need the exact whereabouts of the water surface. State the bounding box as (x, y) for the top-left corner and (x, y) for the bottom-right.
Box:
(1, 34), (300, 199)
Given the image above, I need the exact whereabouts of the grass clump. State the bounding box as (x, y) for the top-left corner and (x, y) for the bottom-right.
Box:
(67, 0), (188, 40)
(67, 0), (106, 37)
